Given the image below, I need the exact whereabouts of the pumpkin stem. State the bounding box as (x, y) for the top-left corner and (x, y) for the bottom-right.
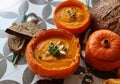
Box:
(101, 39), (110, 48)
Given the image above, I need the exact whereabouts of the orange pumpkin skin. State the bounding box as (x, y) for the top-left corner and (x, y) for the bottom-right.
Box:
(26, 29), (80, 79)
(85, 30), (120, 71)
(54, 0), (90, 35)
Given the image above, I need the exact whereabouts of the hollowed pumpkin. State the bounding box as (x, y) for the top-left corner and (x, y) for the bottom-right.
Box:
(26, 29), (80, 79)
(85, 30), (120, 71)
(54, 0), (90, 35)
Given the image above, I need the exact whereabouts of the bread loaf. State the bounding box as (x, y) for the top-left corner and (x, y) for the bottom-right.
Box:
(91, 0), (120, 35)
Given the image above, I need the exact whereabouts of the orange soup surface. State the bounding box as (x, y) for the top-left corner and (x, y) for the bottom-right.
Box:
(56, 6), (87, 28)
(34, 36), (79, 70)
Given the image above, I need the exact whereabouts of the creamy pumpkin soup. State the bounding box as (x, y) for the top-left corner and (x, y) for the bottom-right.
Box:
(34, 36), (79, 69)
(26, 29), (80, 78)
(56, 6), (87, 28)
(54, 0), (90, 35)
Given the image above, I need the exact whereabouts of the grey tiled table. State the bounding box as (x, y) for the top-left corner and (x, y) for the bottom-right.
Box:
(0, 0), (106, 84)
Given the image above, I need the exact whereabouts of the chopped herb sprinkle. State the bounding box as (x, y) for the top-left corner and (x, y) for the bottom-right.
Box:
(62, 46), (67, 51)
(48, 44), (60, 58)
(67, 10), (77, 20)
(39, 41), (68, 59)
(48, 40), (67, 59)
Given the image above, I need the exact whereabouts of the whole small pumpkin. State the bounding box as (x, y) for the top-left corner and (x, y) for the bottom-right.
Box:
(85, 30), (120, 71)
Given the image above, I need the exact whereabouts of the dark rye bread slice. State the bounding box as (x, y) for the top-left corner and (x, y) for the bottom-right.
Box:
(5, 21), (43, 40)
(6, 21), (44, 54)
(8, 35), (26, 54)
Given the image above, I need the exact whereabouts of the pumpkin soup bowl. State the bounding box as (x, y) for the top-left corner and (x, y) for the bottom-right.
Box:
(85, 30), (120, 71)
(26, 29), (80, 79)
(54, 0), (90, 35)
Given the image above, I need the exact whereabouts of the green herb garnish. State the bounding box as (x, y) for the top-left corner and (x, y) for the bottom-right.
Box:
(12, 53), (19, 66)
(67, 10), (77, 20)
(62, 46), (67, 51)
(21, 15), (27, 23)
(47, 41), (67, 59)
(48, 44), (60, 59)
